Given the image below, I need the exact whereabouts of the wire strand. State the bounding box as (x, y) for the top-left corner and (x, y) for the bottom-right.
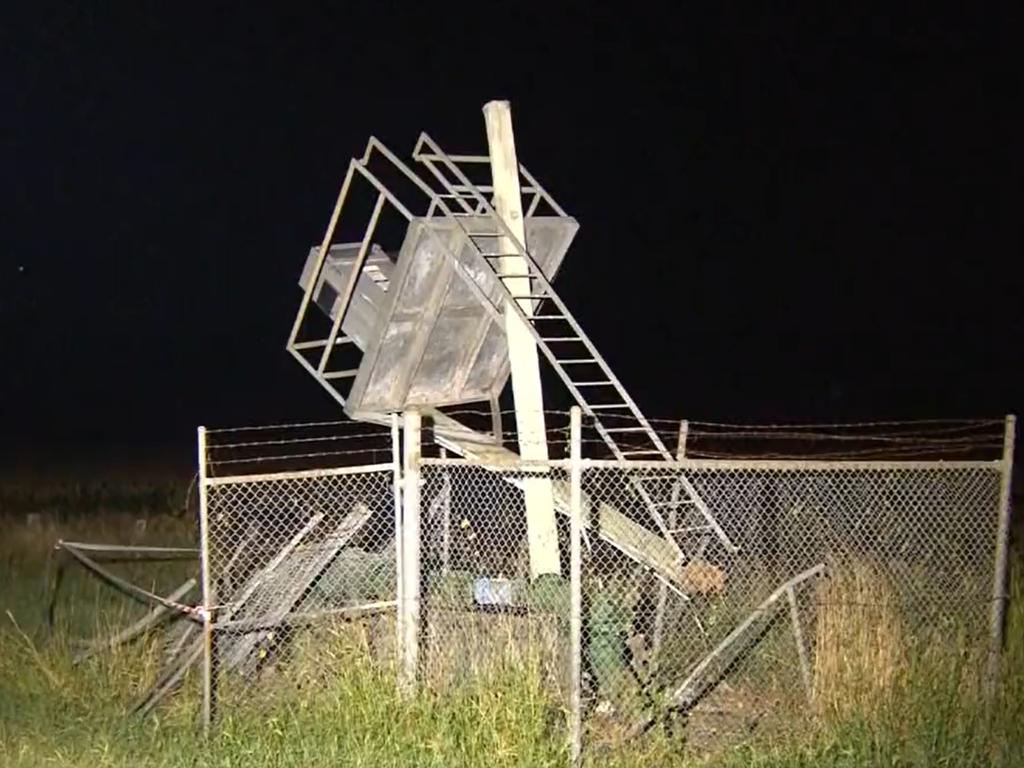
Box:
(209, 432), (394, 450)
(209, 447), (394, 467)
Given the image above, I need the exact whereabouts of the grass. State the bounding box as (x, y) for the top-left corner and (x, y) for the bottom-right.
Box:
(812, 560), (909, 719)
(1, 490), (1022, 767)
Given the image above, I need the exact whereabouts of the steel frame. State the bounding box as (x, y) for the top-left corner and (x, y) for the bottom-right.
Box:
(286, 135), (661, 456)
(286, 133), (739, 565)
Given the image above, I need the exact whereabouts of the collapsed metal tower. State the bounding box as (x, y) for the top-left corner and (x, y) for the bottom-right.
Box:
(288, 103), (736, 592)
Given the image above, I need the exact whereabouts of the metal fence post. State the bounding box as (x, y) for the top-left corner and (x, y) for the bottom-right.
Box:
(391, 413), (404, 675)
(196, 426), (216, 735)
(400, 410), (422, 695)
(440, 447), (451, 574)
(652, 421), (689, 667)
(568, 406), (583, 768)
(988, 414), (1017, 694)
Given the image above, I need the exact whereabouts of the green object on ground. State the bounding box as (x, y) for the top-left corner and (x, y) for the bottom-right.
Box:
(524, 573), (570, 616)
(586, 592), (631, 678)
(313, 548), (396, 604)
(585, 590), (646, 712)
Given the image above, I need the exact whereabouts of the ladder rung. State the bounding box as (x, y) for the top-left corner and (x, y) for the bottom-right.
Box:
(575, 381), (615, 387)
(589, 404), (630, 410)
(531, 315), (565, 320)
(509, 295), (547, 300)
(540, 336), (581, 342)
(620, 450), (666, 457)
(322, 369), (359, 380)
(557, 358), (597, 364)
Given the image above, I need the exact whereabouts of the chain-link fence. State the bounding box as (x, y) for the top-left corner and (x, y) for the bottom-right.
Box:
(196, 420), (400, 724)
(418, 461), (572, 697)
(194, 413), (1014, 764)
(574, 460), (1005, 750)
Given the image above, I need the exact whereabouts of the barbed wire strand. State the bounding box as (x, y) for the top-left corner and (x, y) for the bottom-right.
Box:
(205, 418), (390, 435)
(434, 406), (1001, 430)
(209, 447), (394, 467)
(209, 432), (395, 451)
(671, 431), (1003, 445)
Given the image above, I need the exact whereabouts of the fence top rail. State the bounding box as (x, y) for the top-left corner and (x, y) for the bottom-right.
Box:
(418, 456), (1002, 472)
(204, 462), (395, 487)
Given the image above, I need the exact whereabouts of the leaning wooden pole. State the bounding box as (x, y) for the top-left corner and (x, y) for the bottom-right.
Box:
(483, 99), (560, 578)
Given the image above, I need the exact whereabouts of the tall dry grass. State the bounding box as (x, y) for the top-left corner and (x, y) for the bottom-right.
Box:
(812, 561), (908, 719)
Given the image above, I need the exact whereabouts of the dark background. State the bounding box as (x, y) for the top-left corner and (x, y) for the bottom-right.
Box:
(2, 5), (1020, 470)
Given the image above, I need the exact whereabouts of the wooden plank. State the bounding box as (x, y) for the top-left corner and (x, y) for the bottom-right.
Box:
(133, 516), (326, 711)
(430, 410), (689, 589)
(220, 504), (374, 675)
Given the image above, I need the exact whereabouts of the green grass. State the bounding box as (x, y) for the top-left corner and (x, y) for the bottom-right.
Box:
(0, 634), (568, 767)
(1, 498), (1022, 767)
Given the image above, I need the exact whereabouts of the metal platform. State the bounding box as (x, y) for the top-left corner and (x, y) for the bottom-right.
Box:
(287, 130), (734, 574)
(298, 216), (577, 419)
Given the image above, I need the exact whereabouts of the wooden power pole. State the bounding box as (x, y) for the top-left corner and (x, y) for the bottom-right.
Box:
(483, 100), (560, 578)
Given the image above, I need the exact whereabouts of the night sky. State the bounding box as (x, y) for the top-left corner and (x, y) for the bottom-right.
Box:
(3, 6), (1021, 463)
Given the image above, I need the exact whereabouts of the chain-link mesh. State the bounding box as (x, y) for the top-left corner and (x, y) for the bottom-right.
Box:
(419, 462), (572, 703)
(203, 466), (397, 697)
(193, 417), (1008, 758)
(576, 461), (1003, 747)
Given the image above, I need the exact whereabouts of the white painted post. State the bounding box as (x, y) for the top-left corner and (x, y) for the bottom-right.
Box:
(439, 447), (451, 575)
(483, 99), (560, 578)
(400, 410), (422, 695)
(988, 414), (1017, 695)
(568, 406), (583, 767)
(196, 426), (216, 735)
(391, 413), (404, 669)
